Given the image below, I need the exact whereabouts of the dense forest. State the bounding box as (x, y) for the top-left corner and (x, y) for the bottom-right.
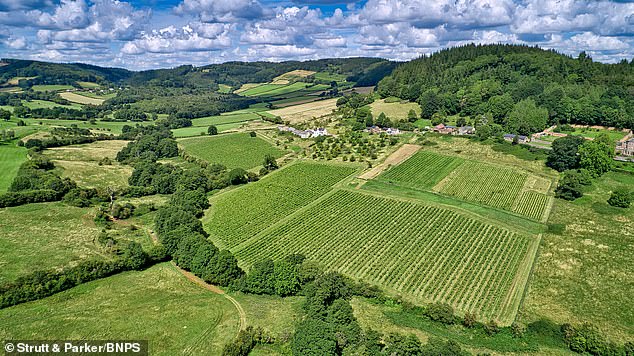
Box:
(377, 44), (634, 134)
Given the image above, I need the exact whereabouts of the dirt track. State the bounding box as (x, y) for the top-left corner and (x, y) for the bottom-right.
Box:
(359, 143), (420, 180)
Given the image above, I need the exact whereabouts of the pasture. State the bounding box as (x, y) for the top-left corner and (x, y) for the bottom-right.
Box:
(0, 203), (105, 284)
(272, 70), (316, 84)
(60, 92), (105, 105)
(0, 263), (239, 355)
(76, 81), (100, 88)
(266, 98), (338, 124)
(191, 112), (261, 127)
(204, 162), (356, 249)
(22, 99), (82, 110)
(43, 140), (132, 189)
(19, 118), (151, 134)
(171, 123), (244, 138)
(369, 98), (421, 121)
(178, 133), (285, 169)
(31, 84), (74, 92)
(234, 189), (538, 324)
(0, 143), (27, 192)
(523, 171), (634, 342)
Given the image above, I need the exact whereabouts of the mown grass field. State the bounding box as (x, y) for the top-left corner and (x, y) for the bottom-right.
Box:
(22, 99), (83, 110)
(60, 92), (105, 105)
(0, 203), (106, 283)
(523, 171), (634, 342)
(178, 133), (285, 169)
(234, 189), (538, 324)
(31, 84), (74, 92)
(266, 98), (338, 124)
(0, 143), (27, 192)
(204, 162), (356, 249)
(369, 98), (421, 121)
(559, 127), (628, 142)
(76, 81), (100, 88)
(0, 263), (239, 355)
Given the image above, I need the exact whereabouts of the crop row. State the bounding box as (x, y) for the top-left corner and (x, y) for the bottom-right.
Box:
(512, 191), (549, 221)
(205, 163), (355, 249)
(234, 189), (533, 322)
(438, 161), (527, 210)
(379, 151), (464, 189)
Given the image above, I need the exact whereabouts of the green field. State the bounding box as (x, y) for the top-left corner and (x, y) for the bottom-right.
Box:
(0, 143), (27, 192)
(178, 133), (285, 169)
(560, 127), (628, 142)
(369, 98), (421, 121)
(191, 112), (261, 127)
(234, 189), (538, 324)
(171, 123), (245, 138)
(204, 162), (356, 249)
(22, 99), (83, 110)
(218, 84), (232, 93)
(76, 81), (100, 88)
(379, 151), (464, 189)
(523, 171), (634, 342)
(19, 118), (152, 134)
(43, 140), (133, 189)
(31, 84), (74, 92)
(0, 203), (107, 283)
(239, 84), (286, 96)
(0, 263), (239, 355)
(313, 71), (348, 82)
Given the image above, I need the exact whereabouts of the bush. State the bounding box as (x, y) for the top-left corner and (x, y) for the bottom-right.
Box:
(0, 189), (60, 208)
(426, 302), (455, 324)
(484, 319), (499, 336)
(607, 189), (631, 208)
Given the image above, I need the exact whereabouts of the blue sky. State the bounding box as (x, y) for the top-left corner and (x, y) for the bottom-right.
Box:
(0, 0), (632, 70)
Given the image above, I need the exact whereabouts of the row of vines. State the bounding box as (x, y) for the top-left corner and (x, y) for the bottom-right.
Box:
(234, 189), (534, 323)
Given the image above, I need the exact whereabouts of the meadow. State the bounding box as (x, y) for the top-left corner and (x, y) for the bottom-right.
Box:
(171, 123), (244, 138)
(0, 263), (239, 355)
(0, 203), (105, 283)
(22, 99), (83, 110)
(31, 84), (74, 92)
(43, 140), (132, 189)
(523, 171), (634, 342)
(204, 162), (356, 249)
(19, 118), (152, 134)
(369, 98), (421, 121)
(178, 133), (285, 169)
(0, 143), (27, 192)
(234, 189), (539, 324)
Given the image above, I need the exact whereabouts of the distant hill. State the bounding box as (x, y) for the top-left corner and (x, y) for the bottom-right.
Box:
(1, 57), (396, 91)
(377, 44), (634, 134)
(0, 59), (132, 87)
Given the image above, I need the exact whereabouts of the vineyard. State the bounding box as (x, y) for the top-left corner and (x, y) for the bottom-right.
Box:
(512, 191), (550, 221)
(204, 162), (355, 249)
(437, 161), (527, 210)
(233, 190), (537, 324)
(378, 151), (464, 189)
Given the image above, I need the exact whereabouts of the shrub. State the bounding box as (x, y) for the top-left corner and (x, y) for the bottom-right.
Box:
(607, 189), (631, 208)
(426, 302), (455, 324)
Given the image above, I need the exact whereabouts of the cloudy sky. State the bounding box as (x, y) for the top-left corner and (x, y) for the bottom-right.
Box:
(0, 0), (632, 70)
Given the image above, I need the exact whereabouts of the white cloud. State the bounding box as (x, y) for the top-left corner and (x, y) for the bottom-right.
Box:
(122, 23), (232, 54)
(174, 0), (265, 23)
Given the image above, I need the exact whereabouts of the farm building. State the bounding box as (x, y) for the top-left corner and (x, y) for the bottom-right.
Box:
(457, 126), (475, 135)
(365, 126), (401, 135)
(278, 125), (330, 139)
(503, 134), (529, 143)
(433, 124), (456, 134)
(616, 138), (634, 156)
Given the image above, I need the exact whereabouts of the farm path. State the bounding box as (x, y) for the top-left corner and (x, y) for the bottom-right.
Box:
(147, 229), (247, 336)
(171, 262), (247, 337)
